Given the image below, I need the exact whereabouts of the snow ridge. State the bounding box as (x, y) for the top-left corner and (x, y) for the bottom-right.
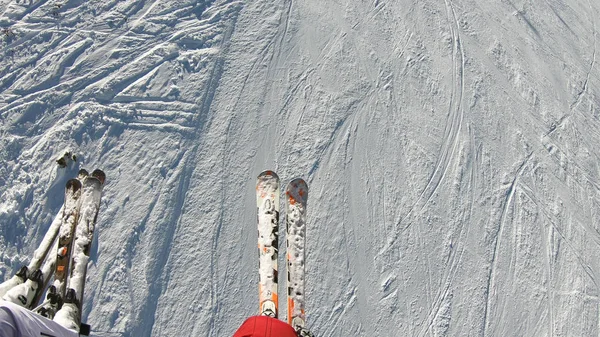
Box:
(1, 0), (600, 336)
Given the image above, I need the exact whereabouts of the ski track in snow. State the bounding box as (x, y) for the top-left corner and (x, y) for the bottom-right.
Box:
(482, 153), (531, 336)
(569, 0), (597, 112)
(1, 0), (600, 336)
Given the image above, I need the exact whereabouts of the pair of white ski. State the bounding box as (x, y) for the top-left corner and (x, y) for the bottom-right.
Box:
(256, 170), (308, 332)
(0, 169), (104, 334)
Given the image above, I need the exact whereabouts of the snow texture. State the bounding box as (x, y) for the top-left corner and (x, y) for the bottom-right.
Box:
(0, 0), (600, 336)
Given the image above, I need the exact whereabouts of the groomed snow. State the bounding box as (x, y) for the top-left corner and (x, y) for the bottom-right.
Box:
(1, 0), (600, 336)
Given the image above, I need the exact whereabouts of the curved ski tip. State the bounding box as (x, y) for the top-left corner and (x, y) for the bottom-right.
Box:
(258, 170), (279, 180)
(287, 178), (308, 190)
(66, 178), (82, 190)
(92, 169), (106, 184)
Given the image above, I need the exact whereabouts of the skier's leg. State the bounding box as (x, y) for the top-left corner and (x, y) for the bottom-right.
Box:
(0, 306), (18, 337)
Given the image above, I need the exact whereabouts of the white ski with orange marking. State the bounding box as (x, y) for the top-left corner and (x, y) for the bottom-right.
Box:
(286, 178), (308, 331)
(256, 171), (280, 318)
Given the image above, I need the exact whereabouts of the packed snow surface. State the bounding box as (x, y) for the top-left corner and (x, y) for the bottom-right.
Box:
(1, 0), (600, 336)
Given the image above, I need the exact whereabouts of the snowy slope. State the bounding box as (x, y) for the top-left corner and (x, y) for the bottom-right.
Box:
(1, 0), (600, 336)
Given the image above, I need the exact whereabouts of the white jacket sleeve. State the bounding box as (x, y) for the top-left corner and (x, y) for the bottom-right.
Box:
(0, 301), (79, 337)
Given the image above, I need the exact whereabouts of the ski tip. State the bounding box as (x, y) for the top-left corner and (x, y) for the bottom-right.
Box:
(66, 178), (82, 191)
(286, 178), (308, 203)
(287, 178), (308, 190)
(258, 170), (279, 180)
(78, 168), (89, 177)
(91, 169), (106, 185)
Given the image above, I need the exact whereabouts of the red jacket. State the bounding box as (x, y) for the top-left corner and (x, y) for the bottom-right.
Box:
(233, 316), (297, 337)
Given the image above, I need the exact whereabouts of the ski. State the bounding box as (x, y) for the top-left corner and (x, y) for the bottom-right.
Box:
(3, 178), (83, 312)
(42, 173), (85, 318)
(29, 240), (58, 309)
(285, 178), (309, 332)
(256, 170), (280, 318)
(27, 201), (71, 309)
(54, 169), (105, 332)
(0, 206), (63, 303)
